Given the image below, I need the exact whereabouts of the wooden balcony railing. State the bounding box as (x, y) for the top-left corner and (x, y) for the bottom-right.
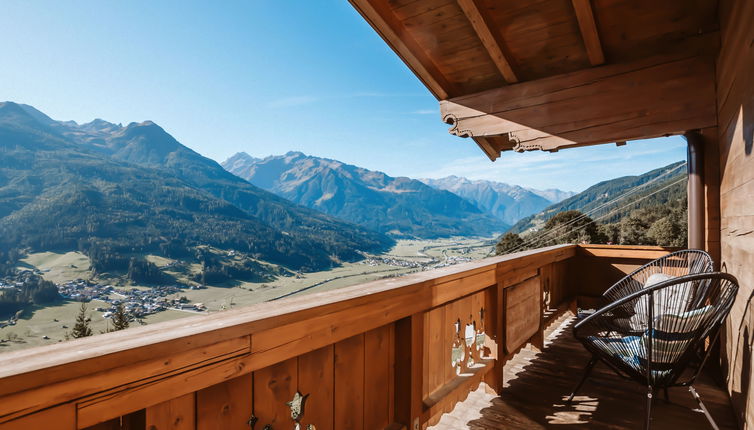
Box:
(0, 244), (677, 430)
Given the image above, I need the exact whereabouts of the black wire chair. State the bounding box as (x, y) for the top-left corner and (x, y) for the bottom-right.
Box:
(567, 270), (739, 430)
(599, 249), (714, 337)
(602, 249), (714, 308)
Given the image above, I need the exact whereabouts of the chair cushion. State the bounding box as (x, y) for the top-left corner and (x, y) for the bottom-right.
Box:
(585, 335), (673, 379)
(639, 305), (715, 369)
(646, 272), (675, 286)
(586, 305), (714, 378)
(586, 335), (643, 372)
(621, 273), (694, 332)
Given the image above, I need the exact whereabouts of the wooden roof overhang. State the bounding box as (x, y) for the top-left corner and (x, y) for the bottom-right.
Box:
(350, 0), (720, 160)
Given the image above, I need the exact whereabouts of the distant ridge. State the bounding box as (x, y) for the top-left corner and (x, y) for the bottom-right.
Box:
(420, 176), (574, 225)
(509, 161), (687, 233)
(223, 151), (506, 238)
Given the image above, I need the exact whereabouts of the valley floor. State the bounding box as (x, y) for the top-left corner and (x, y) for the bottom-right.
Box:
(0, 237), (495, 352)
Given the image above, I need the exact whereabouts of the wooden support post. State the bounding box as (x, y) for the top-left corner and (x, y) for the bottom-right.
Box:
(495, 267), (507, 390)
(686, 130), (706, 250)
(699, 127), (721, 269)
(395, 313), (424, 430)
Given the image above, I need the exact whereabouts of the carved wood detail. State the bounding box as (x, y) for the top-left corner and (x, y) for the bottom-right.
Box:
(439, 52), (716, 155)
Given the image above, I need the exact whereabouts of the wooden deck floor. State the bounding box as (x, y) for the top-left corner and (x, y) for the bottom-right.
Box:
(431, 314), (738, 429)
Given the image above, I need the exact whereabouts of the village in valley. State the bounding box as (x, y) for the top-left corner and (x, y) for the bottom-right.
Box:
(57, 279), (208, 316)
(0, 238), (493, 350)
(0, 273), (207, 331)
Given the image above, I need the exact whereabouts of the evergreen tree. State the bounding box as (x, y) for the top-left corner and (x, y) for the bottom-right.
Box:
(71, 302), (92, 338)
(598, 223), (621, 244)
(127, 258), (165, 284)
(495, 232), (525, 255)
(110, 303), (130, 331)
(542, 210), (604, 245)
(646, 205), (687, 247)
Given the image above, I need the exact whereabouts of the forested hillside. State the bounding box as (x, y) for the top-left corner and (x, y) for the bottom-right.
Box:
(497, 162), (688, 254)
(509, 162), (687, 233)
(0, 102), (393, 274)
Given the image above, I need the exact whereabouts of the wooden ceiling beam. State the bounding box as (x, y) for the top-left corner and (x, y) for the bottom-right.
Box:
(473, 137), (501, 161)
(441, 53), (716, 154)
(456, 0), (518, 84)
(572, 0), (605, 66)
(349, 0), (457, 99)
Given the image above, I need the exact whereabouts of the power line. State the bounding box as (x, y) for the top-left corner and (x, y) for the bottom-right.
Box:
(505, 162), (687, 253)
(506, 174), (687, 254)
(542, 176), (686, 245)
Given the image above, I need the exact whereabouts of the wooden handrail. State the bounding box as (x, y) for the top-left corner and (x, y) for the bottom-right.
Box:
(579, 244), (680, 259)
(0, 245), (574, 387)
(0, 244), (670, 429)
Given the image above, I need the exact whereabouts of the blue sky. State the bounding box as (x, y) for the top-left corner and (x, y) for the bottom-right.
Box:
(0, 1), (687, 192)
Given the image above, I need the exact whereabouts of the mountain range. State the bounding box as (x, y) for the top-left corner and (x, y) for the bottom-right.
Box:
(419, 176), (574, 225)
(1, 100), (675, 276)
(223, 152), (505, 238)
(223, 153), (575, 236)
(0, 102), (392, 271)
(509, 161), (687, 233)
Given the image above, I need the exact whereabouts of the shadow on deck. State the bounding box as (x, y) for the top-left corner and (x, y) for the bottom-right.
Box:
(432, 315), (738, 429)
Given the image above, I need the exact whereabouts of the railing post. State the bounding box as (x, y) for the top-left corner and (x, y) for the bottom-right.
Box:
(486, 264), (506, 393)
(531, 268), (546, 353)
(395, 312), (424, 430)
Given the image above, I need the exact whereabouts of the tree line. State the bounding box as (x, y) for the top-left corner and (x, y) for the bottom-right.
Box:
(496, 197), (688, 255)
(0, 272), (61, 316)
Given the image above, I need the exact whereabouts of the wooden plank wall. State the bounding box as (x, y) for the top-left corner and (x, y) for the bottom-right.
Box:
(422, 289), (495, 426)
(716, 0), (754, 427)
(79, 325), (395, 430)
(74, 267), (570, 430)
(540, 261), (567, 313)
(568, 245), (677, 306)
(504, 277), (540, 353)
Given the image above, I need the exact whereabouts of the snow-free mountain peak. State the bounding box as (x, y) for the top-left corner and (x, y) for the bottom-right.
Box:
(223, 152), (507, 238)
(0, 103), (393, 271)
(420, 176), (574, 225)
